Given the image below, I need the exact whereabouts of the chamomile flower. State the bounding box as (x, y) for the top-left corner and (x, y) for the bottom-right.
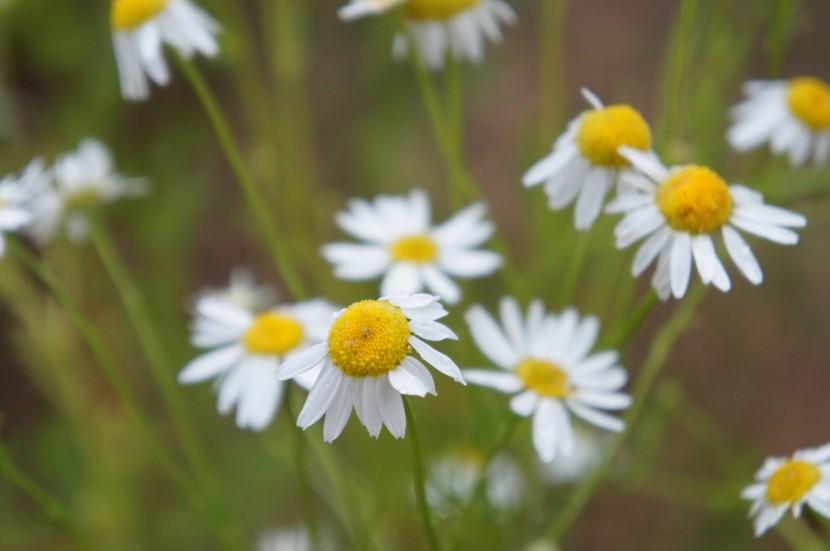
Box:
(425, 449), (524, 513)
(338, 0), (516, 70)
(742, 443), (830, 537)
(276, 293), (465, 442)
(463, 298), (630, 463)
(538, 425), (608, 485)
(257, 527), (334, 551)
(26, 139), (146, 245)
(606, 148), (807, 300)
(321, 189), (501, 304)
(111, 0), (220, 101)
(178, 294), (335, 431)
(200, 267), (276, 313)
(0, 160), (44, 256)
(523, 89), (654, 230)
(728, 77), (830, 167)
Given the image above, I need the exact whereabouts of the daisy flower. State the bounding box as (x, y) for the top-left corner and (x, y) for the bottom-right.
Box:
(426, 450), (524, 513)
(111, 0), (220, 101)
(276, 293), (465, 442)
(321, 189), (501, 304)
(606, 147), (807, 300)
(338, 0), (516, 70)
(538, 425), (608, 485)
(742, 443), (830, 537)
(26, 139), (146, 246)
(728, 77), (830, 167)
(178, 294), (335, 431)
(523, 89), (654, 231)
(0, 160), (44, 257)
(463, 298), (630, 463)
(200, 267), (276, 313)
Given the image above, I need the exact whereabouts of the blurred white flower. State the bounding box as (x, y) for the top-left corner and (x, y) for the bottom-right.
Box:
(538, 425), (608, 485)
(742, 443), (830, 537)
(339, 0), (516, 70)
(322, 189), (501, 304)
(523, 88), (654, 231)
(179, 295), (335, 431)
(0, 159), (44, 257)
(463, 297), (630, 463)
(200, 267), (276, 313)
(728, 77), (830, 167)
(606, 147), (806, 300)
(277, 293), (465, 442)
(111, 0), (220, 101)
(256, 526), (334, 551)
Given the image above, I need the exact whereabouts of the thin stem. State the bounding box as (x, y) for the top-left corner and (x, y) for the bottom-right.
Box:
(283, 385), (320, 550)
(559, 230), (591, 307)
(545, 284), (707, 541)
(607, 291), (660, 349)
(538, 0), (569, 146)
(403, 398), (442, 551)
(0, 438), (71, 524)
(177, 57), (307, 300)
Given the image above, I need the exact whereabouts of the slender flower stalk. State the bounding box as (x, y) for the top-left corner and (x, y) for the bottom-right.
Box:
(0, 437), (72, 524)
(404, 398), (443, 551)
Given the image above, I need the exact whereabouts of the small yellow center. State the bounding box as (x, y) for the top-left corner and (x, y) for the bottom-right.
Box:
(576, 105), (652, 168)
(766, 460), (821, 506)
(787, 77), (830, 131)
(328, 300), (412, 378)
(111, 0), (168, 31)
(390, 235), (438, 264)
(64, 188), (102, 212)
(656, 166), (733, 234)
(242, 313), (304, 356)
(516, 358), (571, 398)
(405, 0), (482, 20)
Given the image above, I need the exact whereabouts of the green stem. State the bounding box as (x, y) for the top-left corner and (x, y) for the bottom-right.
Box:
(538, 0), (569, 145)
(403, 398), (442, 551)
(559, 230), (591, 307)
(777, 517), (829, 551)
(283, 385), (320, 550)
(607, 291), (660, 349)
(0, 438), (71, 524)
(545, 284), (707, 542)
(177, 57), (307, 300)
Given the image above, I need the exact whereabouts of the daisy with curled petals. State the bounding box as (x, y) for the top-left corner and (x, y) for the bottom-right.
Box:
(276, 293), (465, 442)
(728, 77), (830, 167)
(321, 189), (501, 304)
(742, 443), (830, 537)
(338, 0), (516, 70)
(178, 294), (335, 431)
(462, 297), (630, 463)
(523, 89), (655, 230)
(0, 160), (45, 257)
(605, 147), (807, 300)
(26, 139), (146, 246)
(111, 0), (220, 101)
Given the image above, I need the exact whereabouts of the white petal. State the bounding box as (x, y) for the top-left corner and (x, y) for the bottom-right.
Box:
(462, 369), (523, 393)
(533, 399), (559, 462)
(235, 359), (282, 431)
(690, 234), (718, 284)
(356, 378), (383, 438)
(670, 232), (692, 298)
(464, 305), (519, 370)
(323, 377), (353, 442)
(409, 336), (466, 384)
(277, 343), (328, 381)
(381, 263), (423, 295)
(178, 345), (242, 384)
(389, 358), (433, 397)
(376, 377), (406, 438)
(437, 249), (502, 278)
(574, 168), (610, 230)
(510, 391), (538, 417)
(723, 226), (763, 285)
(572, 391), (632, 411)
(297, 364), (343, 429)
(729, 217), (801, 245)
(567, 401), (625, 432)
(421, 265), (462, 305)
(632, 226), (671, 276)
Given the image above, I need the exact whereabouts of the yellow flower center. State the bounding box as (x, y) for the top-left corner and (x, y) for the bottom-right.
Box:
(389, 235), (438, 264)
(576, 105), (652, 168)
(516, 358), (571, 399)
(787, 77), (830, 131)
(242, 313), (304, 356)
(64, 188), (102, 212)
(766, 460), (821, 506)
(111, 0), (168, 31)
(328, 300), (412, 378)
(656, 166), (733, 234)
(405, 0), (482, 20)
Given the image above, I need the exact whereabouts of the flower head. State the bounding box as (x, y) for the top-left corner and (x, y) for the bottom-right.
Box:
(742, 443), (830, 537)
(0, 160), (44, 257)
(339, 0), (516, 70)
(606, 148), (807, 300)
(523, 89), (654, 231)
(728, 77), (830, 167)
(322, 189), (501, 304)
(179, 293), (335, 431)
(463, 298), (630, 463)
(277, 293), (465, 442)
(111, 0), (220, 100)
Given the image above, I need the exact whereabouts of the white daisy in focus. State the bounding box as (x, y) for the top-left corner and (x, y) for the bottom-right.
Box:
(321, 189), (501, 304)
(178, 295), (335, 431)
(742, 443), (830, 537)
(26, 139), (146, 246)
(200, 267), (276, 313)
(605, 147), (807, 300)
(523, 89), (654, 231)
(257, 526), (334, 551)
(425, 449), (524, 513)
(538, 425), (608, 485)
(463, 298), (630, 463)
(276, 293), (465, 442)
(111, 0), (220, 101)
(728, 77), (830, 167)
(0, 160), (44, 256)
(338, 0), (516, 70)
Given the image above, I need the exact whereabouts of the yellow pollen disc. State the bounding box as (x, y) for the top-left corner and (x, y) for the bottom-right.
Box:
(389, 235), (438, 264)
(656, 166), (733, 234)
(576, 105), (652, 168)
(111, 0), (168, 31)
(65, 188), (102, 212)
(405, 0), (482, 20)
(516, 358), (571, 399)
(243, 313), (304, 356)
(328, 300), (412, 378)
(766, 460), (821, 506)
(788, 77), (830, 131)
